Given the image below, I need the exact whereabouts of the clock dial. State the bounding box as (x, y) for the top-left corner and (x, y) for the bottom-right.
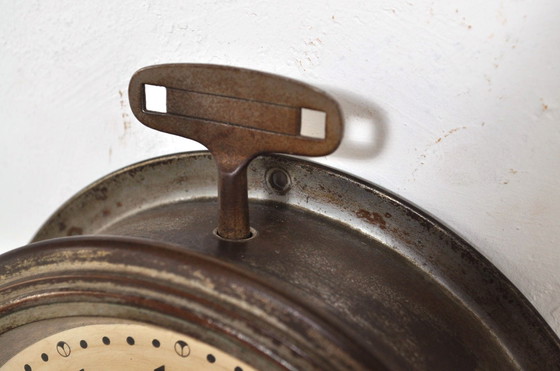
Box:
(2, 323), (253, 371)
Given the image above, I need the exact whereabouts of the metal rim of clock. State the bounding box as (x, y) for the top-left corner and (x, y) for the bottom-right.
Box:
(0, 152), (558, 370)
(0, 235), (375, 370)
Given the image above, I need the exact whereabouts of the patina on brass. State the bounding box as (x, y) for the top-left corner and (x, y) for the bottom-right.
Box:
(129, 64), (343, 239)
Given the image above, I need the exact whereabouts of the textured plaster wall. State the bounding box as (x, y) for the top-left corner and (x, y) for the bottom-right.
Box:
(1, 1), (559, 335)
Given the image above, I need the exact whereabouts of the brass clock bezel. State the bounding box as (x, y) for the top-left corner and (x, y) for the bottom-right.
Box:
(0, 236), (380, 370)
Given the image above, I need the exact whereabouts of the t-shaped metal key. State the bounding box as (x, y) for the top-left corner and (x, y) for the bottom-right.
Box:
(129, 64), (343, 240)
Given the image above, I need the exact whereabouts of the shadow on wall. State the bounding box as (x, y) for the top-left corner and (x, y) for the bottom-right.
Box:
(321, 87), (389, 161)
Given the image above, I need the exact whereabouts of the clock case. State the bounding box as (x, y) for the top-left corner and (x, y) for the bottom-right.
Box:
(1, 65), (559, 370)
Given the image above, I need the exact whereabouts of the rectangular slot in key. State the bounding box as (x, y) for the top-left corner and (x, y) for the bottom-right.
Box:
(300, 108), (327, 139)
(144, 84), (167, 113)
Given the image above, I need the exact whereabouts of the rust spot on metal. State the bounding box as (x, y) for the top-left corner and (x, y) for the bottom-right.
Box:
(173, 175), (190, 185)
(93, 186), (109, 201)
(126, 166), (144, 178)
(389, 226), (417, 248)
(300, 164), (315, 175)
(116, 201), (123, 207)
(461, 250), (478, 265)
(67, 227), (83, 236)
(312, 182), (344, 204)
(404, 209), (434, 231)
(102, 209), (111, 217)
(356, 209), (387, 230)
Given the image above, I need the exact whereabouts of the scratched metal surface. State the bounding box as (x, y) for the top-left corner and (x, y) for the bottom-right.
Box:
(25, 151), (560, 370)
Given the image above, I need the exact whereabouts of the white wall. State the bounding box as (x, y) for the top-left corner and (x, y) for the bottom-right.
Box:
(1, 0), (559, 335)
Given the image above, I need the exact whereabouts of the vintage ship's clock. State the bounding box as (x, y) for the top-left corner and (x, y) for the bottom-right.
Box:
(1, 64), (559, 370)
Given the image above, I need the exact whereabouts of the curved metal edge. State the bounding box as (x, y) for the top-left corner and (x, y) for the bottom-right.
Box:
(31, 151), (217, 243)
(251, 155), (560, 367)
(28, 151), (560, 367)
(0, 235), (392, 370)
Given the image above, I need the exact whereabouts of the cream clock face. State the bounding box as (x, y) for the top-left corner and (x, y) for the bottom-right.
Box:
(2, 323), (254, 371)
